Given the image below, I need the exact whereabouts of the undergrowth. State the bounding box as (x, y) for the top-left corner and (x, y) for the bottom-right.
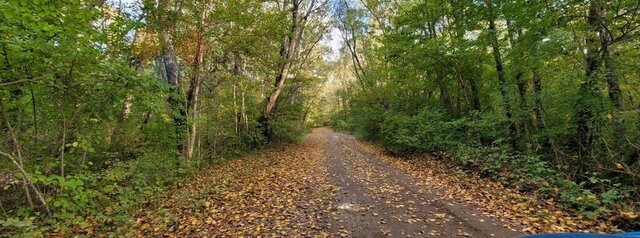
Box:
(330, 109), (640, 230)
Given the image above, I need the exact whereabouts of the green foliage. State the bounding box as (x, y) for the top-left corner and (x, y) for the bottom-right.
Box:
(379, 110), (462, 153)
(0, 217), (43, 238)
(329, 0), (640, 229)
(328, 116), (348, 131)
(1, 0), (325, 236)
(36, 174), (98, 223)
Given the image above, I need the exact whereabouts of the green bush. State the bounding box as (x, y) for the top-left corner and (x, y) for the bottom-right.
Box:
(379, 110), (462, 153)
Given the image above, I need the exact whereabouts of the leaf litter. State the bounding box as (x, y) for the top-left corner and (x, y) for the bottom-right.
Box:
(357, 141), (621, 234)
(133, 135), (333, 237)
(130, 128), (607, 237)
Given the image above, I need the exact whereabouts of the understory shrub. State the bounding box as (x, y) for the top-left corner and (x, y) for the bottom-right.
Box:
(379, 110), (462, 153)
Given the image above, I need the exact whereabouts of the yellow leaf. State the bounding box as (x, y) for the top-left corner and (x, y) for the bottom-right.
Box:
(191, 218), (199, 225)
(72, 142), (79, 147)
(205, 201), (211, 208)
(615, 163), (624, 169)
(621, 211), (638, 219)
(607, 114), (614, 120)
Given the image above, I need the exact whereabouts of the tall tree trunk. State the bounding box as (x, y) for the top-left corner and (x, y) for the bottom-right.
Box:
(185, 35), (206, 160)
(576, 1), (605, 160)
(487, 1), (517, 149)
(532, 66), (545, 132)
(516, 71), (532, 151)
(598, 3), (625, 150)
(121, 31), (144, 122)
(438, 76), (452, 113)
(162, 33), (188, 156)
(339, 0), (367, 91)
(152, 0), (189, 158)
(261, 0), (301, 140)
(532, 67), (561, 158)
(233, 53), (244, 134)
(469, 77), (481, 112)
(233, 83), (239, 134)
(242, 88), (248, 133)
(506, 19), (532, 151)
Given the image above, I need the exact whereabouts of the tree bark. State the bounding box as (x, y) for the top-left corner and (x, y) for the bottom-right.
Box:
(338, 0), (367, 91)
(184, 34), (205, 160)
(438, 72), (452, 113)
(487, 1), (517, 149)
(598, 2), (625, 149)
(576, 1), (605, 159)
(532, 66), (545, 131)
(506, 18), (531, 151)
(516, 71), (532, 150)
(162, 33), (188, 156)
(468, 76), (481, 112)
(233, 53), (244, 134)
(261, 0), (301, 140)
(242, 88), (248, 133)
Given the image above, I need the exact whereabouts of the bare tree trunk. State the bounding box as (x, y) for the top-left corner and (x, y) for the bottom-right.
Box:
(264, 43), (295, 117)
(29, 84), (37, 140)
(163, 34), (180, 89)
(242, 90), (248, 133)
(185, 35), (206, 160)
(233, 83), (239, 134)
(233, 53), (244, 134)
(240, 78), (248, 133)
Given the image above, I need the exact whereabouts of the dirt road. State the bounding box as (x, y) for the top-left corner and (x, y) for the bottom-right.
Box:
(314, 128), (520, 237)
(135, 128), (521, 237)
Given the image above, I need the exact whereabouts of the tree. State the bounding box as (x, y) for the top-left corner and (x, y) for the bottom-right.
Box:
(261, 0), (328, 140)
(486, 0), (517, 149)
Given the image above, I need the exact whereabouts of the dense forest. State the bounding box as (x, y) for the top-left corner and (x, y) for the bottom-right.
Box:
(0, 0), (332, 235)
(1, 0), (640, 236)
(330, 0), (640, 231)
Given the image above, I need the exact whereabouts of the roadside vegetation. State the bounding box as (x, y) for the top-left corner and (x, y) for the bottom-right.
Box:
(329, 0), (640, 231)
(2, 0), (640, 236)
(0, 0), (330, 236)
